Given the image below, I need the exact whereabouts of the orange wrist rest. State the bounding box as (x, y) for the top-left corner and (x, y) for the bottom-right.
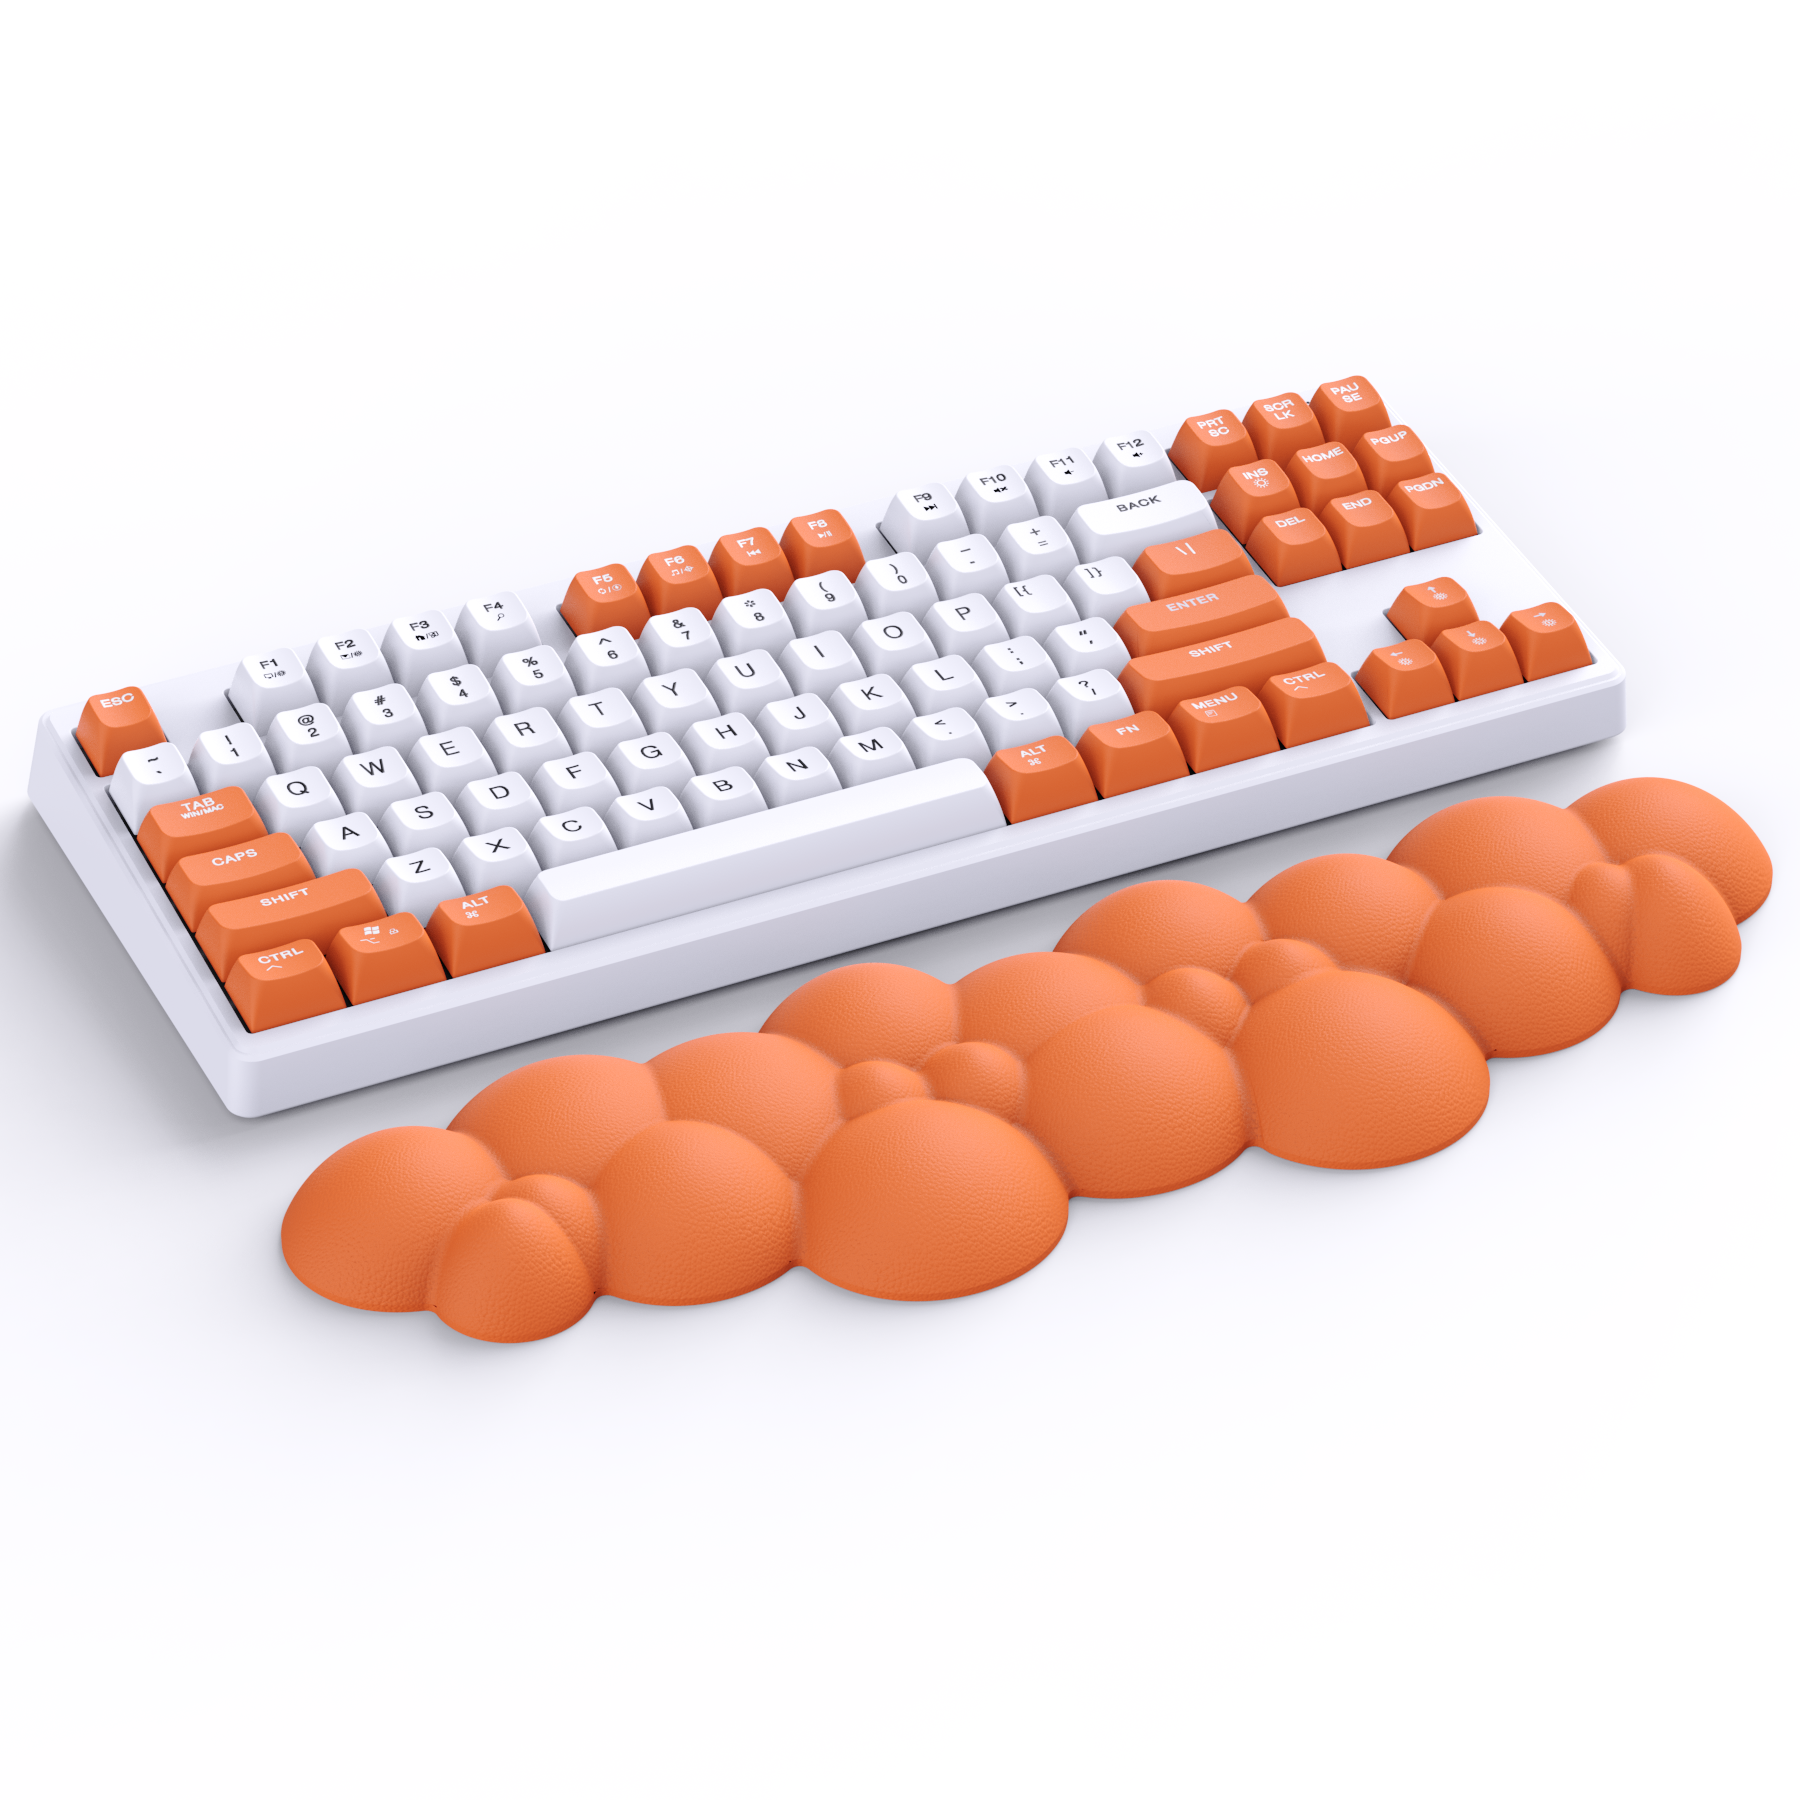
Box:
(282, 777), (1773, 1343)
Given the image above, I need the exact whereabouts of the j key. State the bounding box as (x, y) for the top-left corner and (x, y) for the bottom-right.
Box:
(925, 533), (1007, 602)
(1134, 530), (1254, 600)
(882, 483), (969, 558)
(330, 745), (420, 813)
(682, 714), (769, 777)
(755, 746), (842, 807)
(1120, 617), (1326, 718)
(381, 611), (465, 689)
(230, 650), (316, 733)
(529, 806), (618, 869)
(784, 571), (867, 639)
(1244, 393), (1324, 466)
(1095, 432), (1177, 497)
(303, 812), (394, 881)
(608, 732), (696, 797)
(226, 938), (347, 1031)
(855, 553), (938, 621)
(709, 528), (794, 603)
(984, 735), (1097, 824)
(1025, 448), (1107, 523)
(76, 686), (165, 777)
(704, 650), (791, 716)
(924, 594), (1007, 660)
(779, 509), (863, 583)
(633, 668), (722, 737)
(254, 766), (346, 838)
(1068, 480), (1216, 566)
(327, 911), (447, 1006)
(196, 867), (383, 978)
(637, 546), (723, 619)
(778, 630), (864, 698)
(1046, 619), (1130, 679)
(268, 704), (350, 776)
(482, 708), (572, 780)
(956, 467), (1038, 541)
(418, 664), (501, 735)
(451, 825), (542, 897)
(605, 785), (692, 849)
(189, 723), (276, 799)
(406, 727), (496, 794)
(455, 593), (539, 672)
(903, 708), (990, 768)
(830, 726), (915, 789)
(1065, 558), (1149, 624)
(342, 685), (424, 756)
(901, 656), (987, 719)
(427, 885), (546, 978)
(1168, 410), (1255, 491)
(992, 575), (1079, 639)
(641, 607), (722, 677)
(568, 627), (650, 695)
(827, 672), (911, 735)
(1117, 575), (1289, 660)
(973, 637), (1058, 697)
(755, 695), (842, 755)
(455, 773), (544, 836)
(137, 786), (264, 883)
(307, 630), (392, 711)
(559, 688), (645, 758)
(531, 749), (620, 816)
(1309, 376), (1389, 444)
(375, 845), (464, 923)
(681, 768), (767, 828)
(560, 564), (649, 639)
(168, 831), (313, 930)
(110, 742), (196, 832)
(494, 646), (577, 717)
(1352, 425), (1433, 496)
(1049, 669), (1133, 741)
(852, 612), (935, 679)
(714, 588), (797, 655)
(977, 688), (1059, 753)
(379, 793), (468, 859)
(996, 515), (1078, 585)
(1501, 606), (1592, 681)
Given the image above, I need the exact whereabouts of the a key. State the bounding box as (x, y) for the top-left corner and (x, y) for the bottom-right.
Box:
(608, 731), (696, 797)
(709, 527), (795, 601)
(1046, 618), (1130, 679)
(638, 545), (723, 618)
(1117, 575), (1289, 659)
(1120, 617), (1326, 718)
(977, 689), (1058, 753)
(1501, 606), (1591, 681)
(779, 509), (864, 582)
(827, 672), (911, 734)
(1244, 393), (1325, 466)
(329, 744), (420, 813)
(268, 703), (351, 776)
(1260, 662), (1372, 746)
(375, 845), (465, 923)
(307, 630), (392, 711)
(76, 685), (165, 777)
(567, 626), (651, 695)
(454, 773), (544, 836)
(984, 736), (1097, 823)
(342, 685), (424, 756)
(923, 594), (1006, 660)
(1075, 712), (1189, 798)
(379, 793), (469, 859)
(641, 607), (722, 677)
(713, 588), (796, 656)
(559, 688), (645, 758)
(225, 939), (347, 1032)
(108, 743), (196, 833)
(1168, 688), (1280, 773)
(778, 630), (864, 698)
(326, 912), (447, 1005)
(1208, 464), (1297, 544)
(854, 553), (938, 620)
(680, 768), (767, 828)
(755, 695), (842, 755)
(1321, 491), (1409, 567)
(1352, 425), (1433, 496)
(902, 708), (990, 768)
(1134, 529), (1255, 600)
(1065, 558), (1149, 625)
(704, 649), (791, 715)
(561, 564), (649, 639)
(992, 576), (1079, 639)
(829, 726), (915, 788)
(302, 812), (394, 880)
(852, 611), (935, 679)
(881, 483), (969, 558)
(1288, 442), (1367, 513)
(1391, 473), (1477, 551)
(682, 714), (770, 777)
(901, 655), (987, 718)
(1095, 432), (1177, 497)
(529, 807), (617, 870)
(1024, 448), (1107, 523)
(427, 885), (546, 977)
(418, 664), (502, 735)
(230, 650), (316, 732)
(996, 516), (1077, 585)
(494, 645), (577, 716)
(605, 786), (693, 849)
(451, 825), (542, 896)
(196, 867), (382, 978)
(785, 570), (867, 638)
(137, 786), (265, 883)
(1310, 376), (1390, 444)
(1069, 480), (1216, 566)
(253, 766), (345, 838)
(755, 747), (842, 807)
(483, 707), (572, 780)
(1356, 641), (1456, 719)
(530, 749), (621, 816)
(381, 611), (466, 689)
(1245, 509), (1342, 586)
(1049, 669), (1134, 741)
(167, 831), (312, 930)
(956, 467), (1038, 541)
(1387, 578), (1477, 642)
(406, 727), (496, 794)
(455, 593), (539, 672)
(1168, 410), (1255, 491)
(189, 722), (277, 799)
(924, 533), (1007, 602)
(974, 637), (1058, 697)
(633, 668), (722, 738)
(1432, 622), (1524, 700)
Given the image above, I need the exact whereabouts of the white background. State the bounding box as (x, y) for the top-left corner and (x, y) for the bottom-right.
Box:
(2, 4), (1795, 1794)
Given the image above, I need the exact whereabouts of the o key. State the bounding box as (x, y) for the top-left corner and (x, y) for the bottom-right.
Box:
(75, 686), (164, 777)
(1355, 641), (1455, 719)
(780, 509), (864, 583)
(1134, 528), (1253, 599)
(1075, 712), (1188, 798)
(1245, 509), (1342, 586)
(710, 527), (796, 600)
(1169, 688), (1280, 772)
(1432, 622), (1525, 700)
(1258, 662), (1371, 747)
(137, 786), (265, 883)
(225, 939), (347, 1032)
(428, 884), (546, 976)
(1390, 473), (1478, 550)
(1387, 577), (1477, 641)
(1168, 410), (1255, 491)
(637, 546), (724, 618)
(983, 736), (1097, 823)
(1502, 607), (1592, 681)
(196, 868), (383, 978)
(1309, 376), (1390, 444)
(327, 911), (448, 1003)
(167, 832), (313, 931)
(1321, 490), (1410, 567)
(562, 564), (650, 638)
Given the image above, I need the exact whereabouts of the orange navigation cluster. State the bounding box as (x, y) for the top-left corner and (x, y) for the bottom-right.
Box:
(281, 777), (1772, 1343)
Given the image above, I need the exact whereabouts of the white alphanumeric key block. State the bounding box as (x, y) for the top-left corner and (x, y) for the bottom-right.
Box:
(255, 766), (344, 837)
(307, 630), (391, 711)
(855, 553), (938, 620)
(955, 467), (1037, 542)
(456, 772), (544, 835)
(456, 593), (539, 672)
(343, 685), (424, 755)
(784, 570), (866, 639)
(779, 630), (864, 698)
(1066, 557), (1150, 624)
(568, 628), (650, 696)
(230, 650), (316, 733)
(681, 767), (767, 828)
(713, 589), (795, 656)
(530, 807), (615, 870)
(1050, 669), (1134, 740)
(704, 649), (791, 716)
(993, 576), (1079, 639)
(268, 703), (351, 776)
(376, 846), (464, 924)
(641, 607), (720, 677)
(755, 746), (841, 807)
(189, 724), (275, 800)
(382, 611), (465, 690)
(684, 713), (769, 776)
(303, 812), (392, 881)
(608, 732), (695, 796)
(110, 743), (196, 832)
(330, 745), (420, 812)
(827, 672), (912, 735)
(560, 689), (644, 759)
(483, 708), (571, 780)
(977, 689), (1059, 753)
(605, 786), (692, 848)
(852, 612), (934, 679)
(494, 645), (576, 717)
(1025, 448), (1107, 523)
(418, 664), (501, 736)
(925, 533), (1007, 602)
(531, 750), (620, 816)
(974, 637), (1058, 697)
(830, 726), (914, 788)
(923, 594), (1007, 660)
(407, 727), (496, 794)
(1095, 432), (1178, 497)
(997, 515), (1078, 585)
(1047, 617), (1130, 679)
(1069, 481), (1216, 566)
(453, 825), (541, 895)
(882, 482), (968, 557)
(755, 695), (842, 756)
(901, 655), (987, 718)
(380, 792), (467, 859)
(903, 707), (990, 767)
(633, 669), (721, 738)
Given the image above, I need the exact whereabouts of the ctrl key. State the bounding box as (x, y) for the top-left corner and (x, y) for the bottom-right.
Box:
(427, 886), (546, 977)
(225, 939), (346, 1031)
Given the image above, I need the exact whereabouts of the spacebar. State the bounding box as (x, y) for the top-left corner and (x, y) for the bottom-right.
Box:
(522, 761), (1008, 947)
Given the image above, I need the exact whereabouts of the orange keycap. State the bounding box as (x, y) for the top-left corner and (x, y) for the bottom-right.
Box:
(225, 939), (347, 1033)
(1121, 617), (1325, 718)
(1243, 393), (1324, 466)
(1352, 424), (1433, 496)
(1501, 607), (1592, 681)
(984, 737), (1097, 823)
(75, 686), (164, 777)
(197, 869), (383, 979)
(1432, 622), (1525, 700)
(1168, 410), (1256, 491)
(1134, 529), (1254, 599)
(1355, 641), (1456, 719)
(637, 546), (724, 618)
(327, 911), (448, 1004)
(709, 527), (796, 599)
(1245, 509), (1342, 586)
(1387, 577), (1477, 641)
(1321, 490), (1410, 568)
(1076, 712), (1189, 798)
(1390, 472), (1478, 550)
(1211, 462), (1300, 542)
(1309, 376), (1390, 444)
(427, 885), (546, 977)
(1259, 661), (1372, 747)
(137, 787), (264, 884)
(561, 564), (650, 638)
(1170, 687), (1281, 772)
(780, 509), (863, 582)
(1287, 441), (1366, 511)
(1117, 574), (1288, 658)
(167, 832), (313, 931)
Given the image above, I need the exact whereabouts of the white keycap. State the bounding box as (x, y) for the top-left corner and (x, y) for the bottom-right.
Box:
(755, 695), (842, 755)
(1047, 617), (1131, 679)
(456, 593), (538, 672)
(330, 745), (420, 812)
(830, 726), (915, 788)
(1066, 558), (1150, 625)
(704, 649), (791, 715)
(560, 689), (645, 758)
(778, 630), (864, 698)
(713, 588), (795, 656)
(784, 570), (866, 638)
(1069, 480), (1216, 565)
(381, 611), (466, 689)
(568, 627), (650, 695)
(996, 515), (1079, 585)
(1025, 448), (1107, 523)
(852, 611), (935, 679)
(189, 724), (274, 799)
(110, 742), (195, 832)
(901, 655), (987, 717)
(855, 553), (938, 620)
(640, 607), (721, 676)
(376, 846), (464, 924)
(494, 645), (576, 717)
(1050, 669), (1134, 740)
(608, 731), (695, 796)
(453, 825), (542, 895)
(418, 663), (502, 735)
(530, 807), (616, 870)
(605, 786), (692, 848)
(456, 772), (544, 835)
(828, 671), (912, 734)
(977, 689), (1059, 753)
(254, 766), (344, 836)
(531, 750), (621, 816)
(923, 594), (1007, 660)
(483, 708), (572, 779)
(525, 761), (1005, 947)
(973, 637), (1058, 697)
(993, 576), (1080, 639)
(1095, 432), (1177, 497)
(381, 792), (469, 859)
(924, 533), (1007, 602)
(407, 727), (496, 793)
(681, 767), (767, 828)
(755, 746), (842, 807)
(343, 685), (425, 755)
(302, 812), (392, 880)
(633, 668), (721, 738)
(903, 708), (990, 768)
(229, 650), (316, 732)
(955, 466), (1037, 542)
(268, 703), (351, 775)
(881, 482), (968, 557)
(683, 713), (769, 776)
(307, 630), (392, 711)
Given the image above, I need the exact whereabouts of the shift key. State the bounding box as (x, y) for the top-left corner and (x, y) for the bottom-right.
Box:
(1120, 617), (1325, 718)
(167, 832), (312, 930)
(196, 869), (383, 978)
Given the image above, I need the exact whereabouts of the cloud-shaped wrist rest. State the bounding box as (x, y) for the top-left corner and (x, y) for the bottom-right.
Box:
(283, 778), (1772, 1343)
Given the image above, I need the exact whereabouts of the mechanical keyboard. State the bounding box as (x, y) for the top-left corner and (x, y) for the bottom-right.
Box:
(29, 379), (1626, 1115)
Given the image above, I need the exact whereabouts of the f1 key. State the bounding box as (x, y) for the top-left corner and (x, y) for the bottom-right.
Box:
(1117, 575), (1288, 658)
